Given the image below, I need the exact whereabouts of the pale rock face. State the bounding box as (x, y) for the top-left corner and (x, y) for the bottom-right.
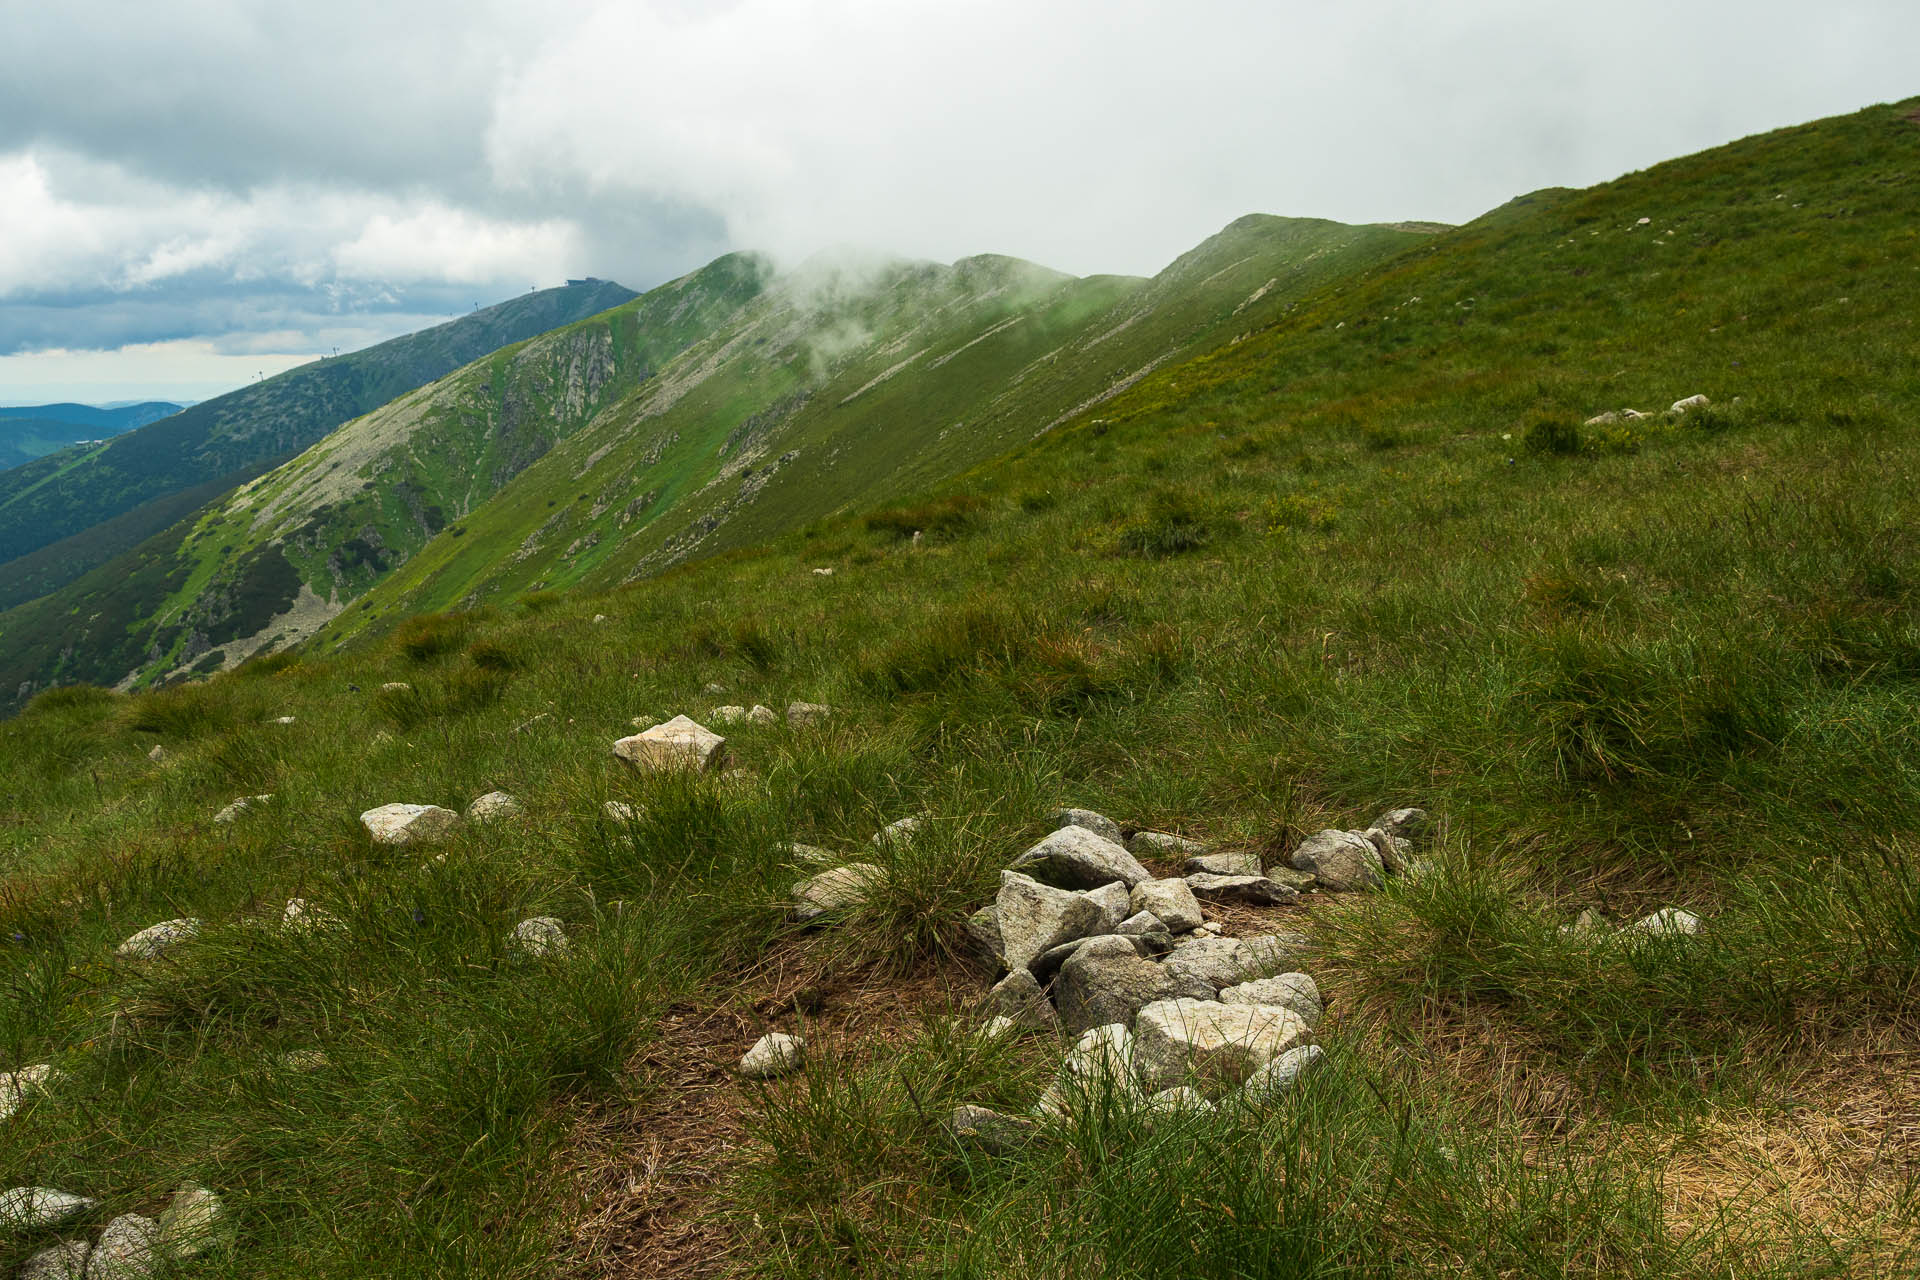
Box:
(964, 905), (1005, 968)
(986, 969), (1059, 1031)
(787, 701), (833, 727)
(1144, 1085), (1215, 1118)
(1184, 850), (1260, 877)
(995, 871), (1104, 974)
(1669, 393), (1710, 414)
(1627, 907), (1703, 937)
(1036, 1024), (1141, 1114)
(0, 1062), (58, 1121)
(465, 791), (523, 822)
(1130, 830), (1208, 858)
(380, 682), (412, 693)
(86, 1213), (160, 1280)
(0, 1187), (97, 1230)
(611, 716), (726, 772)
(19, 1240), (90, 1279)
(156, 1183), (228, 1260)
(212, 794), (272, 824)
(1050, 808), (1124, 845)
(1238, 1044), (1325, 1103)
(1085, 881), (1133, 933)
(747, 704), (779, 726)
(281, 898), (343, 933)
(510, 917), (569, 957)
(1054, 936), (1185, 1035)
(1010, 825), (1153, 890)
(602, 800), (640, 824)
(117, 918), (200, 960)
(1115, 910), (1168, 937)
(792, 863), (885, 922)
(1132, 998), (1312, 1091)
(1219, 973), (1322, 1027)
(1288, 829), (1383, 891)
(1130, 878), (1204, 933)
(739, 1032), (804, 1079)
(267, 715), (296, 725)
(1184, 872), (1298, 906)
(781, 842), (838, 866)
(360, 803), (461, 846)
(950, 1104), (1037, 1155)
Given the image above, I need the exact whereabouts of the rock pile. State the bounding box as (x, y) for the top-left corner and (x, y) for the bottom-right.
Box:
(8, 1183), (228, 1279)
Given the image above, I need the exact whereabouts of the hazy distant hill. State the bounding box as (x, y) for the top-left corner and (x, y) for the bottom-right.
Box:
(0, 279), (637, 605)
(0, 401), (182, 471)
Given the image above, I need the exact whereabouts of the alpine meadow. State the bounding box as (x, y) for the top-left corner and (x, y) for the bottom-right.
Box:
(3, 95), (1919, 1280)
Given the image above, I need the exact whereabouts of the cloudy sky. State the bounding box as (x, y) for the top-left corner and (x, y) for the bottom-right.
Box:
(1, 0), (1913, 404)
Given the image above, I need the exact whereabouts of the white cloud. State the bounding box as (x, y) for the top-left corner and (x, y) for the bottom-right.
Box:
(333, 206), (581, 284)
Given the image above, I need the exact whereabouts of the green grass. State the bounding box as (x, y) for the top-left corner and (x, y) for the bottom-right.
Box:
(4, 97), (1920, 1277)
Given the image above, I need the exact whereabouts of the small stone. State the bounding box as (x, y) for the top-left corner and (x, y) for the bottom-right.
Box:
(1085, 881), (1132, 932)
(1184, 850), (1261, 877)
(593, 614), (609, 623)
(360, 803), (461, 845)
(0, 1187), (96, 1230)
(1144, 1085), (1215, 1119)
(1363, 828), (1413, 875)
(1114, 910), (1166, 937)
(1050, 808), (1123, 845)
(739, 1032), (804, 1079)
(267, 715), (296, 725)
(281, 898), (342, 933)
(811, 567), (834, 576)
(995, 872), (1105, 974)
(279, 1049), (329, 1072)
(987, 969), (1058, 1031)
(710, 705), (749, 725)
(465, 791), (523, 822)
(1669, 393), (1710, 414)
(1370, 808), (1429, 841)
(950, 1105), (1037, 1155)
(1240, 932), (1312, 975)
(19, 1241), (90, 1279)
(780, 842), (838, 866)
(870, 815), (925, 846)
(1626, 908), (1703, 937)
(792, 863), (885, 922)
(1130, 878), (1204, 933)
(211, 793), (272, 824)
(156, 1183), (228, 1260)
(116, 918), (200, 960)
(1220, 973), (1322, 1027)
(1184, 872), (1298, 906)
(1010, 825), (1153, 890)
(145, 745), (165, 763)
(0, 1062), (58, 1121)
(380, 682), (412, 693)
(86, 1213), (160, 1279)
(787, 701), (833, 727)
(602, 800), (640, 823)
(1289, 829), (1383, 891)
(1132, 998), (1312, 1091)
(510, 917), (569, 957)
(1238, 1044), (1325, 1104)
(747, 704), (779, 725)
(612, 715), (726, 772)
(702, 682), (727, 696)
(1129, 830), (1208, 858)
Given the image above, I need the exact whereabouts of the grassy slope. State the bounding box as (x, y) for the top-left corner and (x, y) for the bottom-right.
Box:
(3, 99), (1919, 1279)
(0, 281), (638, 605)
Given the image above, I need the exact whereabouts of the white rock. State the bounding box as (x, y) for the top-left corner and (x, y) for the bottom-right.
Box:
(280, 898), (342, 933)
(156, 1183), (228, 1260)
(267, 715), (296, 725)
(465, 791), (523, 822)
(1584, 410), (1622, 426)
(811, 567), (834, 576)
(1115, 910), (1168, 938)
(593, 614), (608, 623)
(1036, 1024), (1142, 1114)
(379, 682), (412, 693)
(360, 803), (461, 846)
(86, 1213), (159, 1279)
(211, 794), (272, 824)
(1050, 807), (1124, 844)
(1130, 878), (1203, 933)
(1626, 907), (1703, 937)
(0, 1187), (96, 1230)
(870, 815), (925, 846)
(710, 705), (749, 725)
(792, 863), (885, 922)
(145, 745), (165, 763)
(1636, 216), (1652, 225)
(1129, 830), (1208, 858)
(995, 871), (1105, 974)
(1010, 825), (1153, 890)
(116, 918), (200, 960)
(1144, 1085), (1215, 1119)
(510, 916), (569, 957)
(19, 1240), (90, 1279)
(602, 800), (640, 823)
(787, 701), (833, 727)
(739, 1032), (805, 1079)
(1085, 881), (1133, 932)
(0, 1062), (58, 1121)
(612, 715), (726, 772)
(1220, 973), (1322, 1027)
(1238, 1044), (1325, 1104)
(1669, 393), (1710, 414)
(1132, 998), (1312, 1091)
(748, 704), (779, 725)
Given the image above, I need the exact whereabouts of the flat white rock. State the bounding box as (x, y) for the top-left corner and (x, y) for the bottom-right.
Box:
(739, 1032), (805, 1079)
(360, 803), (461, 845)
(116, 918), (200, 960)
(0, 1187), (96, 1230)
(1219, 972), (1322, 1026)
(612, 715), (726, 772)
(1132, 997), (1311, 1091)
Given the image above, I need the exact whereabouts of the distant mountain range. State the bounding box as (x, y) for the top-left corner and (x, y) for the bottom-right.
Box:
(0, 402), (183, 471)
(0, 279), (637, 612)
